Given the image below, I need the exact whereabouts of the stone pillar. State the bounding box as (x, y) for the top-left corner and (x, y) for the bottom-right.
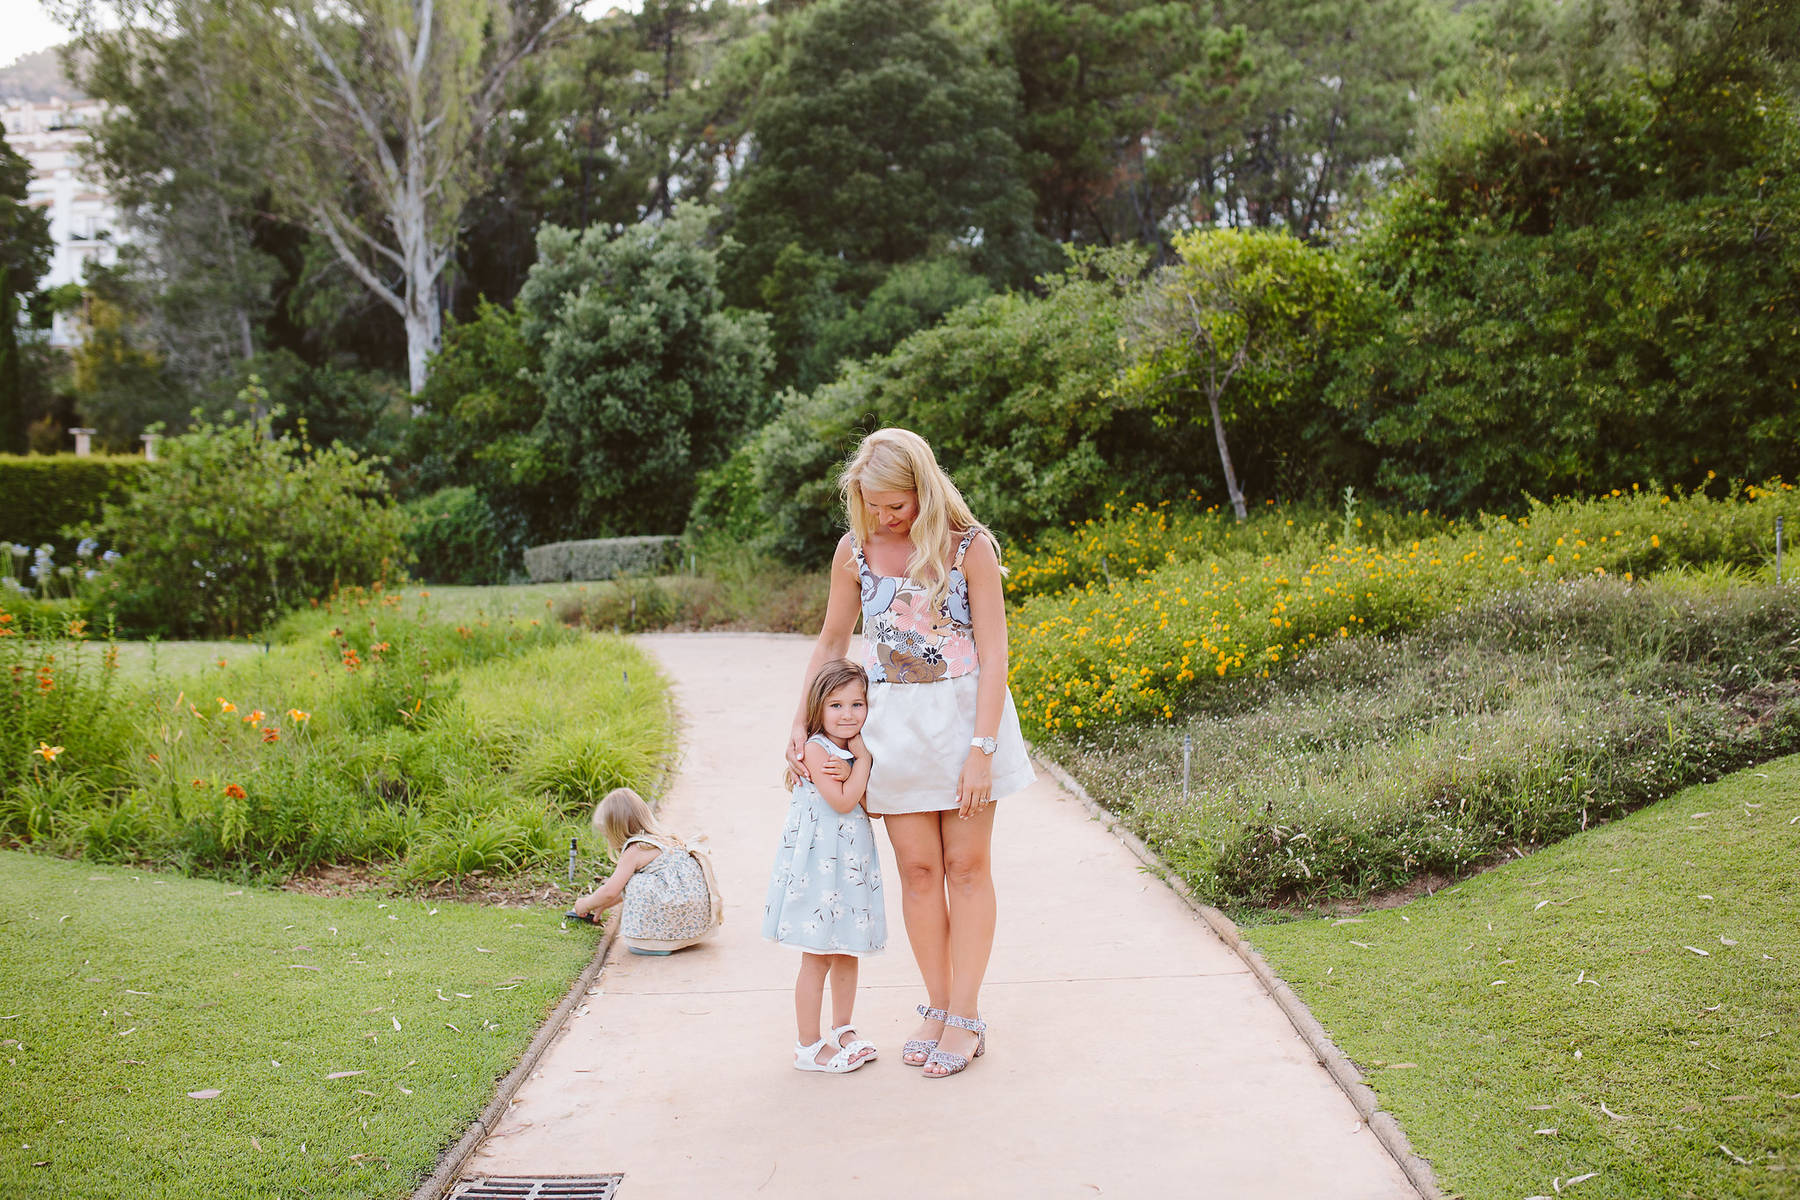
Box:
(140, 432), (161, 462)
(70, 428), (96, 456)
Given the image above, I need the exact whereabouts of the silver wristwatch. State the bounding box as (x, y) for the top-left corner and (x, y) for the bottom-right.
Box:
(969, 735), (997, 756)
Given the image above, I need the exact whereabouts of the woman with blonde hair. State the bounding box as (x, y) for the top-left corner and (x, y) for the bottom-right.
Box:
(786, 427), (1034, 1077)
(567, 787), (718, 955)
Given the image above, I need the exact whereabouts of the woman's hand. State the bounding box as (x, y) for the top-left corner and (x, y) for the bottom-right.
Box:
(956, 748), (994, 819)
(786, 721), (811, 782)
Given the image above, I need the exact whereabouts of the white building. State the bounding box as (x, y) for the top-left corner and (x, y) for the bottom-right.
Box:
(3, 98), (124, 347)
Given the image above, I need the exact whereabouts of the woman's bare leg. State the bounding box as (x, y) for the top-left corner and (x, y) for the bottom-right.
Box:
(884, 811), (950, 1062)
(927, 802), (997, 1075)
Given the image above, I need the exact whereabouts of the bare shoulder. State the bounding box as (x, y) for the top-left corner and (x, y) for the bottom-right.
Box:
(617, 840), (662, 871)
(958, 528), (1001, 571)
(833, 532), (858, 567)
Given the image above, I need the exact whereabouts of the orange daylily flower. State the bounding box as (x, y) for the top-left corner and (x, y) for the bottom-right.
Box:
(261, 727), (280, 743)
(286, 709), (310, 723)
(217, 698), (237, 714)
(243, 710), (265, 724)
(223, 783), (247, 800)
(32, 742), (64, 762)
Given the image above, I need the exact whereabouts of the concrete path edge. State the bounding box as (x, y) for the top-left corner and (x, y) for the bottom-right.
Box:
(410, 915), (621, 1200)
(1028, 748), (1445, 1200)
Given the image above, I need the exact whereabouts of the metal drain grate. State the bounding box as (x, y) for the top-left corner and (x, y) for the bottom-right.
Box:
(449, 1175), (623, 1199)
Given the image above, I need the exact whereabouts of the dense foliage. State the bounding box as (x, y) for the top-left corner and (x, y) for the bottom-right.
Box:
(0, 454), (148, 550)
(94, 414), (409, 636)
(520, 204), (773, 536)
(0, 592), (673, 883)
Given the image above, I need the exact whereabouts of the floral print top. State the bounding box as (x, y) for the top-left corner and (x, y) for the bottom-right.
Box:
(854, 529), (982, 685)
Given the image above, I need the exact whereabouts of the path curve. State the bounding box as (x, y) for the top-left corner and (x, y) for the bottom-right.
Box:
(466, 633), (1418, 1198)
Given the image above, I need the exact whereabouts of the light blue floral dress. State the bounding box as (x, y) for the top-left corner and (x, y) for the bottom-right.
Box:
(761, 735), (886, 957)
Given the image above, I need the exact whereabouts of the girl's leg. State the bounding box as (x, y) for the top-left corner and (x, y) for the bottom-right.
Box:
(927, 802), (997, 1075)
(883, 811), (951, 1062)
(826, 954), (873, 1065)
(795, 952), (833, 1065)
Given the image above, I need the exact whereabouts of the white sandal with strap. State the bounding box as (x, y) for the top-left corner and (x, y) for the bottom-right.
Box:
(793, 1033), (868, 1073)
(831, 1023), (878, 1065)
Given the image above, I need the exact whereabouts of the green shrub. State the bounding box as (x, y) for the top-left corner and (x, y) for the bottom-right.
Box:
(523, 536), (680, 583)
(94, 413), (409, 637)
(686, 442), (772, 546)
(748, 245), (1213, 565)
(1008, 483), (1800, 735)
(0, 454), (148, 549)
(1054, 578), (1800, 907)
(402, 485), (508, 585)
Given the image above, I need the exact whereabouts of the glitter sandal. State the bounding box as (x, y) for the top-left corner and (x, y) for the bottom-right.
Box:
(922, 1013), (986, 1079)
(902, 1004), (947, 1067)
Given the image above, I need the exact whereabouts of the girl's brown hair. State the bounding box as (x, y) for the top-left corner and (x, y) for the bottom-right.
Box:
(787, 659), (869, 787)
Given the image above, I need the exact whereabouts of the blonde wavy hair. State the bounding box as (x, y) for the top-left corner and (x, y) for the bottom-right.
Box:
(592, 787), (676, 857)
(838, 428), (1003, 615)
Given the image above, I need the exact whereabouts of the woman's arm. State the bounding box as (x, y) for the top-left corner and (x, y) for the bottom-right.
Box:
(806, 741), (872, 815)
(787, 535), (863, 781)
(571, 841), (660, 917)
(958, 532), (1008, 818)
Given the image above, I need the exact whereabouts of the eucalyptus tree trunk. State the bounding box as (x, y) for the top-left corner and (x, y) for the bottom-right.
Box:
(254, 0), (575, 393)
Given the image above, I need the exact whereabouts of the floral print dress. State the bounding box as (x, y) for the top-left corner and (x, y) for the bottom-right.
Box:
(855, 529), (1037, 814)
(761, 735), (886, 957)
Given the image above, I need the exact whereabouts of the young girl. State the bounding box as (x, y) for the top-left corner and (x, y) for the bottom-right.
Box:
(566, 788), (716, 955)
(762, 659), (886, 1072)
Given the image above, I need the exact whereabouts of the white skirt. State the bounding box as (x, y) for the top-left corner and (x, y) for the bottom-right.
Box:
(861, 671), (1036, 815)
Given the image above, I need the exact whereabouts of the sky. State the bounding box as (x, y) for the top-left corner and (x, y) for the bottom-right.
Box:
(2, 0), (74, 64)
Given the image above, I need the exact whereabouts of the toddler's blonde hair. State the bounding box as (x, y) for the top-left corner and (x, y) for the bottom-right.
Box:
(839, 427), (1003, 615)
(592, 787), (673, 857)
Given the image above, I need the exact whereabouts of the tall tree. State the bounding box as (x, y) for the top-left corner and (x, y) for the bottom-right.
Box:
(71, 4), (279, 396)
(1127, 228), (1357, 519)
(456, 0), (758, 307)
(519, 204), (773, 536)
(722, 0), (1047, 306)
(0, 130), (54, 455)
(235, 0), (585, 393)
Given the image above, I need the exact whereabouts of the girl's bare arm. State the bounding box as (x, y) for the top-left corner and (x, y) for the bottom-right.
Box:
(571, 841), (660, 916)
(805, 741), (872, 815)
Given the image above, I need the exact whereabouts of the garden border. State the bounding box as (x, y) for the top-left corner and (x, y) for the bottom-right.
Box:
(410, 915), (621, 1200)
(1028, 747), (1445, 1200)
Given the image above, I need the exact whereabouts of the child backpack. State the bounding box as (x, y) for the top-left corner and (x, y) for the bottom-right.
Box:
(685, 840), (725, 931)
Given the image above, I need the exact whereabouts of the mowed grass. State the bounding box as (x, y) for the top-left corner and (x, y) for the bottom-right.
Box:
(1246, 755), (1800, 1200)
(0, 851), (598, 1198)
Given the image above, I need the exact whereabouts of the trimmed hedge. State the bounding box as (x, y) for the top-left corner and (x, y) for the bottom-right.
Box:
(0, 455), (149, 548)
(524, 536), (679, 583)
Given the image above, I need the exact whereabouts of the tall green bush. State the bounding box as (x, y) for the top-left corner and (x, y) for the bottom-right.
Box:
(1332, 83), (1800, 511)
(520, 203), (773, 537)
(95, 414), (408, 636)
(402, 485), (507, 585)
(749, 245), (1209, 565)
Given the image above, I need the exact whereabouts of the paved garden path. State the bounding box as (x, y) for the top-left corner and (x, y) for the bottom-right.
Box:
(467, 633), (1418, 1199)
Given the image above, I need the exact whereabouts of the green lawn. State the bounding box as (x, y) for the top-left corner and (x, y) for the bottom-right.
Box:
(0, 851), (599, 1198)
(408, 582), (610, 624)
(1246, 755), (1800, 1200)
(107, 639), (268, 682)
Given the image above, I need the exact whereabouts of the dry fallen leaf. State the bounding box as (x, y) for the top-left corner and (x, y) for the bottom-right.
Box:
(1598, 1102), (1628, 1121)
(325, 1070), (364, 1080)
(187, 1089), (221, 1099)
(1683, 946), (1710, 957)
